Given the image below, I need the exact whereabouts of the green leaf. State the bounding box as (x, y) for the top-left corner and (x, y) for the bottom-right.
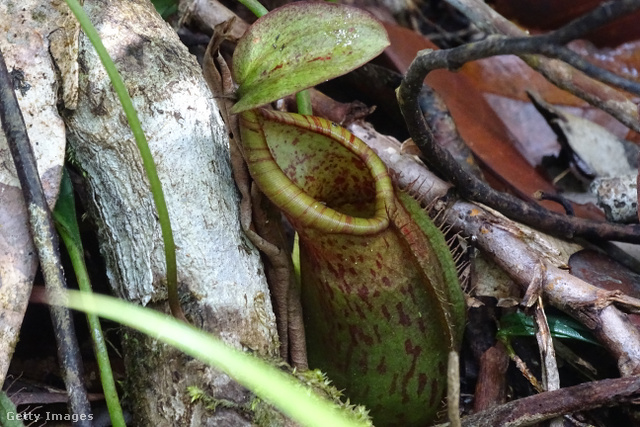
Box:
(52, 168), (82, 250)
(151, 0), (178, 18)
(231, 2), (389, 113)
(0, 391), (24, 427)
(53, 290), (368, 427)
(498, 311), (600, 346)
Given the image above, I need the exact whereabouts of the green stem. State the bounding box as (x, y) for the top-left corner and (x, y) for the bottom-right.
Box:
(57, 227), (127, 427)
(57, 290), (369, 427)
(53, 169), (126, 427)
(63, 0), (184, 321)
(237, 0), (269, 17)
(295, 90), (312, 115)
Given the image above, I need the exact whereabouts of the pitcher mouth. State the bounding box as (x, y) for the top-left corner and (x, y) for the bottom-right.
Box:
(240, 109), (396, 234)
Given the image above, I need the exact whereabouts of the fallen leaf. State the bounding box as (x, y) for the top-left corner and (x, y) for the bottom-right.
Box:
(0, 0), (68, 385)
(380, 22), (604, 219)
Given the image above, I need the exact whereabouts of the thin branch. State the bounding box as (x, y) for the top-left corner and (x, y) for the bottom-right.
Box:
(436, 375), (640, 427)
(445, 0), (640, 133)
(533, 300), (563, 427)
(351, 122), (640, 376)
(397, 1), (640, 243)
(0, 50), (92, 424)
(544, 0), (640, 43)
(447, 351), (462, 427)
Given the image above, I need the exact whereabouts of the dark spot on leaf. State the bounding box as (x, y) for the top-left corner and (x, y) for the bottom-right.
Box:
(417, 373), (428, 396)
(396, 302), (411, 326)
(381, 305), (391, 321)
(402, 340), (422, 403)
(354, 302), (366, 320)
(373, 324), (382, 343)
(429, 378), (439, 407)
(389, 373), (398, 395)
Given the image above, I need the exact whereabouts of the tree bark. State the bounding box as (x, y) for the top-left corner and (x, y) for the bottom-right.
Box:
(64, 0), (279, 424)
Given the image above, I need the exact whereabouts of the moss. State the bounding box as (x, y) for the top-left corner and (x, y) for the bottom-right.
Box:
(294, 369), (372, 426)
(186, 363), (373, 427)
(188, 387), (238, 412)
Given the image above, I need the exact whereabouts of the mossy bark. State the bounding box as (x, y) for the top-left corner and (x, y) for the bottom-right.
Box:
(64, 0), (280, 424)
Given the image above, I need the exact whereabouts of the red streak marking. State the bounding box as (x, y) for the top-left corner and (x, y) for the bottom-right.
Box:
(307, 55), (332, 62)
(402, 339), (422, 404)
(349, 324), (364, 346)
(354, 302), (367, 321)
(310, 115), (323, 130)
(389, 373), (398, 395)
(407, 282), (419, 305)
(417, 316), (427, 334)
(326, 262), (339, 279)
(270, 63), (284, 72)
(376, 356), (387, 374)
(357, 285), (373, 311)
(396, 302), (412, 327)
(429, 378), (439, 407)
(417, 373), (427, 396)
(373, 324), (382, 343)
(381, 305), (391, 321)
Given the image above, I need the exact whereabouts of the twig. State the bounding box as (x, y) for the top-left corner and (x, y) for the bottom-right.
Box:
(445, 0), (640, 134)
(447, 351), (461, 427)
(500, 338), (544, 393)
(520, 266), (562, 419)
(450, 200), (640, 375)
(521, 262), (545, 308)
(0, 50), (92, 424)
(532, 298), (562, 426)
(397, 1), (640, 243)
(351, 122), (640, 376)
(534, 191), (575, 216)
(435, 375), (640, 427)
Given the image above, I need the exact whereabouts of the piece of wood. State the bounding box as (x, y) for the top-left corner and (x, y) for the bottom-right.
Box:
(0, 0), (69, 387)
(64, 0), (279, 424)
